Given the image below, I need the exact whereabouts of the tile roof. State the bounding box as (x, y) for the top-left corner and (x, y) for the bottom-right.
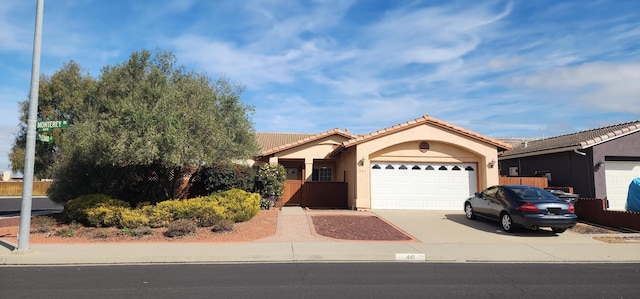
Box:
(496, 138), (539, 150)
(329, 114), (513, 156)
(500, 120), (640, 158)
(255, 132), (317, 152)
(256, 129), (357, 157)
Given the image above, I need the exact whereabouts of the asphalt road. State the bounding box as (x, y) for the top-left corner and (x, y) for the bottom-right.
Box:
(0, 196), (63, 217)
(1, 263), (639, 298)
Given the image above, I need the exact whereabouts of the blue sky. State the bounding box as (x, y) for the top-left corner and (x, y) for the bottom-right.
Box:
(1, 0), (639, 173)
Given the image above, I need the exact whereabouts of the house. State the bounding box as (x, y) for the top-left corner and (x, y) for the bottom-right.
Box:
(498, 120), (640, 210)
(253, 114), (512, 210)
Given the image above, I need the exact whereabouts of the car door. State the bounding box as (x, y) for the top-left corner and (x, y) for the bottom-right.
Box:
(486, 187), (509, 219)
(474, 186), (498, 217)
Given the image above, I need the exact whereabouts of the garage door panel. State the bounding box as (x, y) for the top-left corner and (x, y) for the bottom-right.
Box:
(371, 163), (477, 210)
(605, 161), (640, 210)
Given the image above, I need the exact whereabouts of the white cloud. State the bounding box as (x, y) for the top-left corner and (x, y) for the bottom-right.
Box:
(512, 62), (640, 113)
(488, 56), (523, 71)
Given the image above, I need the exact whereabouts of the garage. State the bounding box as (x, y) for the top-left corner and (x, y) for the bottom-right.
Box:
(605, 161), (640, 210)
(370, 162), (478, 210)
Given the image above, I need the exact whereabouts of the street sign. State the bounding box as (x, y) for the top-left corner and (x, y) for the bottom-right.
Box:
(37, 134), (53, 143)
(36, 120), (68, 131)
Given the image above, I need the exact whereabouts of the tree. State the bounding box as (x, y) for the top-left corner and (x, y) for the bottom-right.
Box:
(9, 61), (95, 179)
(41, 49), (258, 203)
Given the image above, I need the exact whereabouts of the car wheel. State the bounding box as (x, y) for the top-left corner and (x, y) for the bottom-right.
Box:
(552, 227), (566, 233)
(464, 203), (476, 220)
(501, 212), (515, 233)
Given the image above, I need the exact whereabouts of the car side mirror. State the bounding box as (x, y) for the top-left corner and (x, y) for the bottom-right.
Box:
(475, 192), (483, 198)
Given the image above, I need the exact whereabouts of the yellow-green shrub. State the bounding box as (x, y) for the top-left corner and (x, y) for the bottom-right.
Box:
(85, 205), (127, 227)
(154, 200), (193, 220)
(117, 209), (149, 229)
(210, 189), (260, 222)
(63, 194), (130, 225)
(188, 199), (225, 227)
(141, 205), (173, 228)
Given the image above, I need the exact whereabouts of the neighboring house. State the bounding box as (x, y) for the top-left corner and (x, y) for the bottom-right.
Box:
(253, 115), (512, 210)
(498, 120), (640, 210)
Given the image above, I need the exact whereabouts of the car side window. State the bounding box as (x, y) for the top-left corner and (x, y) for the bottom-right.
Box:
(483, 186), (499, 198)
(496, 188), (507, 200)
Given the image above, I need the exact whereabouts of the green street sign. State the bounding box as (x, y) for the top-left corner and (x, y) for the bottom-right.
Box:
(37, 134), (54, 143)
(37, 120), (68, 131)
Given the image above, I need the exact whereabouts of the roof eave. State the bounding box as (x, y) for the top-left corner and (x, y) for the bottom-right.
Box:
(499, 145), (582, 160)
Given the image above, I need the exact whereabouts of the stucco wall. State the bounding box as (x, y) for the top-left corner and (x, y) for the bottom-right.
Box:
(592, 131), (640, 199)
(275, 135), (350, 159)
(352, 123), (500, 209)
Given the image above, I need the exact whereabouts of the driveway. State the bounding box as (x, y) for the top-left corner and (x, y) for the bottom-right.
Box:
(372, 210), (601, 244)
(371, 210), (640, 262)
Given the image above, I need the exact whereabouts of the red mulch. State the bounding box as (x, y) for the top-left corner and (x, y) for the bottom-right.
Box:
(311, 215), (413, 241)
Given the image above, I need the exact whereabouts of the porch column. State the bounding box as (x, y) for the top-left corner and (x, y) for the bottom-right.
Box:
(268, 156), (279, 164)
(304, 158), (313, 182)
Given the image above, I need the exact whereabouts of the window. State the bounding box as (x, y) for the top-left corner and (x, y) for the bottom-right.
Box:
(465, 166), (474, 171)
(385, 165), (395, 170)
(399, 165), (408, 170)
(509, 167), (518, 176)
(312, 167), (332, 182)
(439, 166), (448, 171)
(412, 165), (421, 170)
(452, 166), (461, 171)
(372, 164), (381, 169)
(425, 165), (434, 170)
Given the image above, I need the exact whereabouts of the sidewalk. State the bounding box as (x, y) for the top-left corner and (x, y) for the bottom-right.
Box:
(1, 208), (640, 265)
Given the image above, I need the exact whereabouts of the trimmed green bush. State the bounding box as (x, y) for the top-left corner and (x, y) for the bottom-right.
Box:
(154, 200), (194, 220)
(257, 163), (285, 201)
(63, 194), (130, 225)
(210, 189), (260, 222)
(141, 205), (173, 228)
(117, 208), (150, 229)
(189, 163), (256, 197)
(188, 199), (225, 227)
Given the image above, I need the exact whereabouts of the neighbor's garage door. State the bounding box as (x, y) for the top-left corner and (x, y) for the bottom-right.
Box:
(370, 163), (477, 210)
(605, 161), (640, 210)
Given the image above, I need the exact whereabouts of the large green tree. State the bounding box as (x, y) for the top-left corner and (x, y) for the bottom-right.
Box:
(9, 61), (95, 179)
(12, 49), (258, 203)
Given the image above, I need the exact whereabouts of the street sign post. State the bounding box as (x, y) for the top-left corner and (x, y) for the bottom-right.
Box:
(37, 134), (53, 143)
(36, 120), (68, 131)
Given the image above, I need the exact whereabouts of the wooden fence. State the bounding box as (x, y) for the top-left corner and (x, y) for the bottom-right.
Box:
(499, 176), (548, 188)
(575, 198), (640, 231)
(0, 181), (52, 196)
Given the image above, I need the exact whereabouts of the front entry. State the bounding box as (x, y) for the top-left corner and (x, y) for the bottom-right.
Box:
(283, 180), (303, 206)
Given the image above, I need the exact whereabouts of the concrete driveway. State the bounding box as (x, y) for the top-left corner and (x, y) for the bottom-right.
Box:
(372, 210), (640, 262)
(372, 210), (596, 244)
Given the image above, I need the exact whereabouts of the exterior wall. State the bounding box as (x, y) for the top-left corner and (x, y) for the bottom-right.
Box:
(500, 132), (640, 199)
(273, 135), (349, 160)
(335, 146), (358, 209)
(352, 124), (500, 209)
(499, 150), (594, 197)
(592, 131), (640, 199)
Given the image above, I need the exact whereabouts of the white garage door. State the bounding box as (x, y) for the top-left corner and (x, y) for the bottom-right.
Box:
(605, 161), (640, 210)
(370, 163), (478, 210)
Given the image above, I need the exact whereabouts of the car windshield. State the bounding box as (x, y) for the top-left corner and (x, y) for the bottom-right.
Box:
(510, 186), (558, 200)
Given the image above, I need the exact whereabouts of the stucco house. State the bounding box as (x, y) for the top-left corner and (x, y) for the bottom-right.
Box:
(498, 120), (640, 210)
(253, 115), (512, 210)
